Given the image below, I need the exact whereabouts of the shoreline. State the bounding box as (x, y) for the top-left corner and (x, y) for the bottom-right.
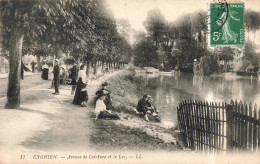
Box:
(89, 68), (185, 151)
(0, 68), (185, 164)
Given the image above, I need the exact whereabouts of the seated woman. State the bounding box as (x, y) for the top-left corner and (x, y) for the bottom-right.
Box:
(94, 92), (119, 120)
(95, 82), (112, 110)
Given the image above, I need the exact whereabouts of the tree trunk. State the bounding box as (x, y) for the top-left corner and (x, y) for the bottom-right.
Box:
(108, 61), (111, 70)
(94, 59), (97, 75)
(86, 59), (91, 77)
(110, 62), (113, 71)
(223, 61), (227, 73)
(77, 57), (81, 68)
(101, 59), (104, 73)
(36, 54), (41, 72)
(5, 32), (24, 109)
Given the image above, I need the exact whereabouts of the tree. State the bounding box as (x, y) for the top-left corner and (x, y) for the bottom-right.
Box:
(1, 0), (103, 108)
(244, 40), (260, 66)
(144, 8), (167, 46)
(116, 19), (132, 44)
(245, 10), (260, 41)
(1, 0), (43, 108)
(1, 0), (132, 109)
(218, 47), (234, 72)
(133, 37), (158, 68)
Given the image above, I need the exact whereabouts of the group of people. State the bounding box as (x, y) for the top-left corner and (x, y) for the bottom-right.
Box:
(94, 83), (120, 120)
(50, 61), (158, 121)
(68, 63), (119, 119)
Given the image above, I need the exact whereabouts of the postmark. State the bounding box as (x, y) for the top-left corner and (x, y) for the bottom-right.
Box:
(210, 2), (244, 46)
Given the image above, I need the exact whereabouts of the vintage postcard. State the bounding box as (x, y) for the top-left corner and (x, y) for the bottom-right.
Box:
(0, 0), (260, 163)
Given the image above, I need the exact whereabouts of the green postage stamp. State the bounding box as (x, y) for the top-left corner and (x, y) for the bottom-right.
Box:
(210, 3), (244, 46)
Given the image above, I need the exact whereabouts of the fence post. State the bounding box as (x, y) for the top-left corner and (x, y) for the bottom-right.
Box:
(226, 104), (234, 151)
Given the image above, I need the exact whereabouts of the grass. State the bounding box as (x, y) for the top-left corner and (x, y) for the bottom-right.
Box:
(90, 119), (180, 151)
(90, 69), (183, 151)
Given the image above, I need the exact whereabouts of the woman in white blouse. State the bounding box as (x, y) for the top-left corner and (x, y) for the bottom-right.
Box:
(41, 62), (49, 80)
(77, 64), (87, 83)
(94, 92), (119, 120)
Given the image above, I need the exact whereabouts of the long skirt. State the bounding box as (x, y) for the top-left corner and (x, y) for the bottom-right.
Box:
(73, 79), (88, 105)
(41, 68), (49, 80)
(97, 111), (120, 120)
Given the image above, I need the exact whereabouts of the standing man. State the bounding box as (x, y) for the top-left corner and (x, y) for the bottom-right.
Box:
(52, 59), (60, 95)
(31, 60), (36, 73)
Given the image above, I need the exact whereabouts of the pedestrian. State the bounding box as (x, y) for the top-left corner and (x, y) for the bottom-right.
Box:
(31, 60), (36, 73)
(60, 67), (67, 84)
(52, 59), (60, 95)
(136, 94), (158, 122)
(94, 92), (119, 120)
(95, 82), (112, 110)
(68, 64), (78, 95)
(73, 64), (88, 106)
(41, 62), (49, 80)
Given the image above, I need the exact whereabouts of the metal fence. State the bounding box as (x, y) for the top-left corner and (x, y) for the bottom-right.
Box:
(177, 99), (260, 153)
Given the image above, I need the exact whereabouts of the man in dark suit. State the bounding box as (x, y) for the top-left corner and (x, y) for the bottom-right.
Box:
(52, 59), (60, 95)
(31, 60), (36, 73)
(136, 94), (158, 122)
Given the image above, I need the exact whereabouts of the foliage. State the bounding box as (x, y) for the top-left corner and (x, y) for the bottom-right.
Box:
(244, 41), (260, 66)
(245, 10), (260, 32)
(64, 56), (76, 65)
(134, 8), (208, 73)
(219, 47), (234, 62)
(144, 8), (166, 46)
(0, 0), (132, 108)
(133, 37), (158, 68)
(0, 0), (132, 63)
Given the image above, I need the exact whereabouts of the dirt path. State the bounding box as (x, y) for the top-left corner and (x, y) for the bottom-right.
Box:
(0, 70), (124, 162)
(0, 73), (48, 98)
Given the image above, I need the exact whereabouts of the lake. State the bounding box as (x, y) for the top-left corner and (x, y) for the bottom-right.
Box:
(135, 73), (260, 128)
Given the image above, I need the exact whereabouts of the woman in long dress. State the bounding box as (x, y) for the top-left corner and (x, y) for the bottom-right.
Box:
(41, 62), (49, 80)
(94, 92), (119, 120)
(68, 64), (78, 95)
(73, 64), (88, 106)
(216, 10), (240, 43)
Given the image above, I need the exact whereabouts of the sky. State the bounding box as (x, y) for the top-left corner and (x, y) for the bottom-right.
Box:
(106, 0), (260, 31)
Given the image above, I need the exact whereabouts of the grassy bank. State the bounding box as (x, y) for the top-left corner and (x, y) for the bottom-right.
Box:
(90, 69), (184, 152)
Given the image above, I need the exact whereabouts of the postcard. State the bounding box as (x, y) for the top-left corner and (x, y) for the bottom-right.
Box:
(0, 0), (260, 163)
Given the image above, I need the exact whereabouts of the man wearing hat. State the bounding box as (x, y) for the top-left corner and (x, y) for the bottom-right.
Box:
(136, 94), (157, 121)
(52, 59), (60, 95)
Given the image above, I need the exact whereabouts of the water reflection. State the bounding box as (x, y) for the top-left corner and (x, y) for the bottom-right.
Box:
(135, 73), (260, 127)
